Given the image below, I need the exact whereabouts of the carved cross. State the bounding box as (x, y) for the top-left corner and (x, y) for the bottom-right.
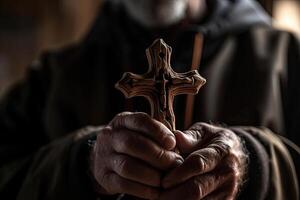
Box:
(115, 39), (206, 131)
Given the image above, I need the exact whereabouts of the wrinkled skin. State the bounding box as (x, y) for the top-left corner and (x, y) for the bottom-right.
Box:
(90, 112), (247, 200)
(90, 112), (183, 199)
(160, 123), (247, 200)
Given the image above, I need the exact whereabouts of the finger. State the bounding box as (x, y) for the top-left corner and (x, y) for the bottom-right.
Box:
(110, 112), (176, 150)
(111, 129), (183, 170)
(202, 179), (239, 200)
(188, 123), (237, 151)
(201, 191), (230, 200)
(163, 147), (227, 188)
(110, 154), (161, 187)
(101, 172), (160, 199)
(160, 171), (230, 200)
(174, 130), (203, 154)
(176, 122), (226, 154)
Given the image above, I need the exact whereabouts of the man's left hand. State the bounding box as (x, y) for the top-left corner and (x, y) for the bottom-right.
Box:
(159, 123), (247, 200)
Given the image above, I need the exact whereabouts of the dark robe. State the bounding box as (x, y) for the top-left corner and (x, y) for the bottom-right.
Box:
(0, 0), (299, 199)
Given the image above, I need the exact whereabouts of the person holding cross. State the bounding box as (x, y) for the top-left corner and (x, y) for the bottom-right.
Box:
(0, 0), (299, 200)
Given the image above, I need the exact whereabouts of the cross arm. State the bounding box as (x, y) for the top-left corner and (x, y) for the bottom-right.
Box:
(170, 70), (206, 96)
(115, 72), (156, 98)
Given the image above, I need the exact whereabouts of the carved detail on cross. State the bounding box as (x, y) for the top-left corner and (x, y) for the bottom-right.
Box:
(115, 39), (206, 131)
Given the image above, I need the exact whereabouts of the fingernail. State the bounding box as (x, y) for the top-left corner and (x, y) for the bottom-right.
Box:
(175, 159), (183, 167)
(174, 157), (184, 167)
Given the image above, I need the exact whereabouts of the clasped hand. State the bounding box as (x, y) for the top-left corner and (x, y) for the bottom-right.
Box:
(90, 112), (247, 200)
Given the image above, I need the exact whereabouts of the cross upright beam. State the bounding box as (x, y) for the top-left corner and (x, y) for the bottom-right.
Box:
(115, 39), (206, 131)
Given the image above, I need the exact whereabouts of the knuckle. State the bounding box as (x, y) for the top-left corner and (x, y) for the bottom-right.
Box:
(220, 128), (233, 137)
(201, 123), (218, 133)
(116, 112), (132, 118)
(111, 112), (132, 127)
(224, 161), (240, 184)
(226, 143), (246, 167)
(220, 129), (240, 145)
(131, 112), (151, 128)
(131, 117), (143, 128)
(134, 112), (150, 119)
(189, 122), (206, 133)
(209, 142), (231, 156)
(185, 129), (203, 141)
(190, 123), (226, 139)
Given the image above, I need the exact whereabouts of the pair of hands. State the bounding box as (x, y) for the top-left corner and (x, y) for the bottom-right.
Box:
(90, 112), (247, 200)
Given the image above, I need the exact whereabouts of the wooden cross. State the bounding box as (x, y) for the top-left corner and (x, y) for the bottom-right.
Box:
(115, 39), (206, 131)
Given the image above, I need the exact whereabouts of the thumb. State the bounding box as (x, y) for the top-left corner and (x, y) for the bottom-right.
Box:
(174, 129), (203, 154)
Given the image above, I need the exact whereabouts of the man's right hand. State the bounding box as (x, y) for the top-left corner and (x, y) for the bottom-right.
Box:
(90, 112), (183, 199)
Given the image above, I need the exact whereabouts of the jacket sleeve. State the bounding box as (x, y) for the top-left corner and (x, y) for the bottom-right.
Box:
(232, 34), (300, 200)
(0, 56), (99, 200)
(284, 32), (300, 183)
(285, 32), (300, 145)
(231, 126), (299, 200)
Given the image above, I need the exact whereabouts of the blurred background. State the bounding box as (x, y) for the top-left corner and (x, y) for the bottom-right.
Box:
(0, 0), (299, 95)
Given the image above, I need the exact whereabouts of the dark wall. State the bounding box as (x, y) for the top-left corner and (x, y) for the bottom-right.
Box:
(0, 0), (276, 95)
(258, 0), (274, 15)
